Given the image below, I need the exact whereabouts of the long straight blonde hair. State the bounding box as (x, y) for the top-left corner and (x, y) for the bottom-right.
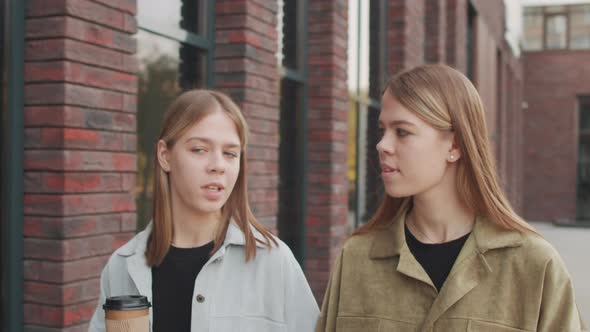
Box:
(146, 89), (277, 266)
(356, 64), (536, 235)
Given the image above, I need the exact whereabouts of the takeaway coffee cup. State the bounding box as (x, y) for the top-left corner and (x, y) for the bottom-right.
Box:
(103, 295), (151, 332)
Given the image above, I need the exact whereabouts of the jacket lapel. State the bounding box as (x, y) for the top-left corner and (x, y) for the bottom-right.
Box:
(419, 216), (524, 330)
(419, 236), (492, 330)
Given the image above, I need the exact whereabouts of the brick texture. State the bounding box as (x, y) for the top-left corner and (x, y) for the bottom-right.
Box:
(424, 0), (446, 63)
(446, 0), (467, 73)
(306, 0), (349, 301)
(23, 0), (137, 329)
(523, 50), (590, 221)
(388, 0), (426, 74)
(214, 0), (280, 232)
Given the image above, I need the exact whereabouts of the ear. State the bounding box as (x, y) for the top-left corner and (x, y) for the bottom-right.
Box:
(157, 140), (171, 172)
(447, 134), (462, 163)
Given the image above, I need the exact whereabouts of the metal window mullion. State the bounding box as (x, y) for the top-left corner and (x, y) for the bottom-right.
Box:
(2, 0), (25, 331)
(138, 25), (211, 50)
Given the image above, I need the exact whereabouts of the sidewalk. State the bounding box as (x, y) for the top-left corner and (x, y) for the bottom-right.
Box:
(534, 222), (590, 325)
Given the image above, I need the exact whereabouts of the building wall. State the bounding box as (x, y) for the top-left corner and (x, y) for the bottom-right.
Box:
(305, 0), (350, 301)
(523, 50), (590, 221)
(214, 0), (280, 232)
(23, 0), (138, 330)
(17, 0), (529, 328)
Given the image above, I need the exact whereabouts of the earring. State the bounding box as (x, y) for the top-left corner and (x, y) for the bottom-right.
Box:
(449, 155), (455, 161)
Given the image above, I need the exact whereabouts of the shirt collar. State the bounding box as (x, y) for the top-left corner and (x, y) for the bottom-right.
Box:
(369, 209), (524, 259)
(117, 218), (267, 257)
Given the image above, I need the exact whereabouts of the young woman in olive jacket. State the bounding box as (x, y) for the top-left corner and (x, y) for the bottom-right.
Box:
(317, 65), (587, 332)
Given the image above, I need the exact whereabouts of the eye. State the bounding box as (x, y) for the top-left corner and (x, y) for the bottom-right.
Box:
(191, 147), (206, 153)
(377, 127), (385, 137)
(224, 151), (239, 158)
(396, 128), (410, 137)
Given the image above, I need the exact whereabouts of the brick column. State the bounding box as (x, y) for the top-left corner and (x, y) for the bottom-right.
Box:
(425, 0), (447, 63)
(306, 0), (349, 300)
(214, 1), (280, 231)
(23, 0), (138, 330)
(388, 0), (426, 74)
(446, 0), (468, 73)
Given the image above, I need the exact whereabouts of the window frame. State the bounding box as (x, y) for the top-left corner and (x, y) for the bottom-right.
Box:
(137, 0), (216, 87)
(523, 4), (590, 52)
(277, 0), (309, 265)
(1, 0), (25, 331)
(135, 0), (216, 230)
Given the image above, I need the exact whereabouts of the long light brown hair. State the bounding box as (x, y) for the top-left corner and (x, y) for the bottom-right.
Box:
(356, 64), (536, 235)
(146, 89), (277, 266)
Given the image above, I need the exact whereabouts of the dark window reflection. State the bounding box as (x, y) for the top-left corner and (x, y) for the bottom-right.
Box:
(577, 98), (590, 219)
(136, 30), (206, 229)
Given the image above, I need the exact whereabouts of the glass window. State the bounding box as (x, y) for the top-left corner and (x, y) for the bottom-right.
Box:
(577, 97), (590, 219)
(348, 0), (370, 228)
(138, 0), (208, 36)
(546, 14), (568, 49)
(136, 1), (213, 230)
(570, 5), (590, 50)
(277, 0), (308, 264)
(523, 7), (543, 51)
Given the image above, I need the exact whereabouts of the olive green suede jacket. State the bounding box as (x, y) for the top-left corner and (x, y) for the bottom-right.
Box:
(317, 213), (587, 332)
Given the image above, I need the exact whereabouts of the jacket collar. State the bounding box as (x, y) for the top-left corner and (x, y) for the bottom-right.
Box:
(116, 219), (267, 257)
(369, 210), (524, 259)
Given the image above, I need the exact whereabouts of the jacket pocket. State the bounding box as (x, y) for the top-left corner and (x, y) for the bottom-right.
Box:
(210, 316), (286, 332)
(468, 320), (530, 332)
(336, 316), (416, 332)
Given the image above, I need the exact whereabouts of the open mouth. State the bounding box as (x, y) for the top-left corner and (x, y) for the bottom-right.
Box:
(201, 183), (225, 192)
(381, 164), (399, 173)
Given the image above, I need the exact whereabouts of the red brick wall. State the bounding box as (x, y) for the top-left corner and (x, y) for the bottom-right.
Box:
(425, 0), (446, 63)
(306, 0), (349, 301)
(446, 0), (467, 73)
(523, 50), (590, 221)
(214, 0), (280, 232)
(23, 0), (137, 330)
(388, 0), (426, 74)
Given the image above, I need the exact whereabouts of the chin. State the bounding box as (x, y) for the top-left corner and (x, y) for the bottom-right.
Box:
(194, 201), (226, 214)
(384, 185), (415, 198)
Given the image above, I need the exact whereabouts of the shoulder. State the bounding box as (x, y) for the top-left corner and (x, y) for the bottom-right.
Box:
(343, 231), (375, 252)
(102, 226), (151, 274)
(518, 231), (568, 271)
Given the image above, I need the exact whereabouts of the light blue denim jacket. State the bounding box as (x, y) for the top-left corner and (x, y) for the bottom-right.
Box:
(89, 222), (319, 331)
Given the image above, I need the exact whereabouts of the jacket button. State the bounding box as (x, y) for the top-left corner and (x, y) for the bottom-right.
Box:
(196, 294), (205, 303)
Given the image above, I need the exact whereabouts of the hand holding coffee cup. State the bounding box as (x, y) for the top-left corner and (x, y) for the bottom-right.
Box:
(103, 295), (151, 332)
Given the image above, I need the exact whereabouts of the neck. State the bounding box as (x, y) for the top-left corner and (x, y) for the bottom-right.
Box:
(407, 169), (475, 243)
(170, 195), (220, 248)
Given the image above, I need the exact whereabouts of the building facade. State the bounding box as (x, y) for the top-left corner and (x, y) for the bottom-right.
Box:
(2, 0), (530, 330)
(521, 1), (590, 222)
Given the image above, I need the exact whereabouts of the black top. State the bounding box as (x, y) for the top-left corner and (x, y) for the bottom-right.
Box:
(405, 224), (470, 291)
(151, 241), (214, 332)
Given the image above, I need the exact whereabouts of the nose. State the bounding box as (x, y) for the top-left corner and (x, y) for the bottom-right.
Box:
(207, 151), (225, 174)
(376, 131), (395, 156)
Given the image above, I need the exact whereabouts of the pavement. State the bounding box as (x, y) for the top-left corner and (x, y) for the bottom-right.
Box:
(534, 222), (590, 325)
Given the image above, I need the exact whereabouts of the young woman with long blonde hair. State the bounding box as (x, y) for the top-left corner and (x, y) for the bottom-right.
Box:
(90, 89), (318, 332)
(317, 65), (586, 332)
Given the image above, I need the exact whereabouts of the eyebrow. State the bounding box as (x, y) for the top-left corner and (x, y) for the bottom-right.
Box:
(185, 137), (241, 149)
(378, 120), (416, 127)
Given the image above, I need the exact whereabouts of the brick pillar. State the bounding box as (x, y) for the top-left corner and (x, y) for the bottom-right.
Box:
(23, 0), (138, 330)
(446, 0), (468, 73)
(388, 0), (426, 74)
(425, 0), (447, 63)
(214, 1), (280, 231)
(306, 0), (349, 300)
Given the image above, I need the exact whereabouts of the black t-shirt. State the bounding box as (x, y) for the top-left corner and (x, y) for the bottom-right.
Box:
(404, 224), (470, 291)
(151, 241), (214, 332)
